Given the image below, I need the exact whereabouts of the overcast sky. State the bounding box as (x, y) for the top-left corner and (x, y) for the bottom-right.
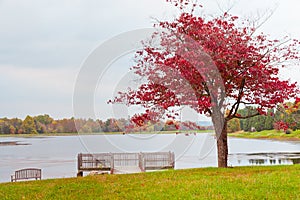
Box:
(0, 0), (299, 120)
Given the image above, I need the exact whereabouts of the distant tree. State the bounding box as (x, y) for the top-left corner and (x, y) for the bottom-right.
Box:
(54, 118), (77, 133)
(33, 115), (54, 133)
(21, 116), (38, 134)
(103, 118), (122, 132)
(274, 98), (300, 131)
(34, 114), (53, 125)
(264, 109), (275, 130)
(63, 118), (77, 133)
(9, 125), (16, 134)
(227, 118), (241, 133)
(35, 122), (47, 133)
(239, 107), (274, 132)
(0, 119), (10, 134)
(10, 118), (22, 134)
(116, 118), (128, 132)
(79, 124), (92, 133)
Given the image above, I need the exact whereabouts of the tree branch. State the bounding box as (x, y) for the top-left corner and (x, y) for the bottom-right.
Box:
(227, 78), (246, 118)
(233, 112), (260, 119)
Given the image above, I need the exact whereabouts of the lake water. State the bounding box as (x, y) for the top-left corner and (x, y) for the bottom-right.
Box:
(0, 133), (299, 183)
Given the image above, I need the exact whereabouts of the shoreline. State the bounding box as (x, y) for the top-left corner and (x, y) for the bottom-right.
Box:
(229, 130), (300, 142)
(229, 135), (300, 142)
(1, 130), (299, 142)
(0, 130), (214, 138)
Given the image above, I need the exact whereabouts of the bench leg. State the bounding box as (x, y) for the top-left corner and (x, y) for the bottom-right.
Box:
(77, 171), (83, 177)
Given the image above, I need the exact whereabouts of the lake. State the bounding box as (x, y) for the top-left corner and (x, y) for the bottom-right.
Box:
(0, 133), (299, 183)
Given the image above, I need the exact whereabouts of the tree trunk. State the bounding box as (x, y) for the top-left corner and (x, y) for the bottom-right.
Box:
(217, 120), (228, 167)
(211, 108), (228, 168)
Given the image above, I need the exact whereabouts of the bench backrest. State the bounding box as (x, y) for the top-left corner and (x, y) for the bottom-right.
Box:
(15, 168), (41, 179)
(78, 152), (175, 171)
(78, 153), (113, 170)
(143, 152), (175, 168)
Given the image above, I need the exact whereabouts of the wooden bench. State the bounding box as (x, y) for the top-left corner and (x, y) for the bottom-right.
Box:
(77, 152), (175, 176)
(11, 168), (41, 182)
(142, 152), (175, 170)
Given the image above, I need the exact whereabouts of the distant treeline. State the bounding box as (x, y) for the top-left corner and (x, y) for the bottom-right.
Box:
(0, 114), (213, 134)
(228, 105), (300, 133)
(1, 104), (299, 134)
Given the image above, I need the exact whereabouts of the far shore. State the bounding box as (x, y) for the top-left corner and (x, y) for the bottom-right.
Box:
(1, 129), (300, 142)
(0, 130), (214, 138)
(229, 129), (300, 141)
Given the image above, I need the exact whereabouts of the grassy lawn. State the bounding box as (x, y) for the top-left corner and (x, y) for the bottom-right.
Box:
(229, 129), (300, 141)
(0, 165), (299, 200)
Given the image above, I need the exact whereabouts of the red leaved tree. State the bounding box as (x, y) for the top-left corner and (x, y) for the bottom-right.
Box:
(112, 0), (299, 167)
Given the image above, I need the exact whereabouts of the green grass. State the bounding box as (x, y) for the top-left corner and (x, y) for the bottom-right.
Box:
(229, 129), (300, 141)
(0, 165), (299, 200)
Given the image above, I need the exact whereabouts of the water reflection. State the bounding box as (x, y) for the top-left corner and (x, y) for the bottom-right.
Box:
(248, 158), (295, 165)
(230, 152), (300, 166)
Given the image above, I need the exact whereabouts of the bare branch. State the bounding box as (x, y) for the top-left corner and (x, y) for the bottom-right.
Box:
(249, 4), (278, 35)
(215, 0), (238, 16)
(233, 112), (260, 119)
(227, 78), (246, 118)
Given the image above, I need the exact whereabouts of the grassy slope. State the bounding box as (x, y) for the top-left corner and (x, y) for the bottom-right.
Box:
(0, 165), (299, 200)
(229, 129), (300, 141)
